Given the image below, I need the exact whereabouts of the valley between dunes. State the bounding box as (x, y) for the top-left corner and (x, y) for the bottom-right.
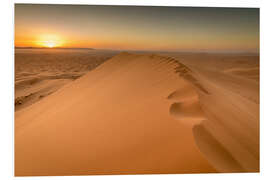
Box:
(15, 52), (259, 176)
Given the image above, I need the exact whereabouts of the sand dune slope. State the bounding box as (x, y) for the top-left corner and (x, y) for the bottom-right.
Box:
(15, 53), (216, 176)
(15, 52), (259, 176)
(15, 49), (117, 111)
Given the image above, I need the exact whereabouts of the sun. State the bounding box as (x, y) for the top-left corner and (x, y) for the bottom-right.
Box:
(44, 41), (56, 48)
(36, 34), (64, 48)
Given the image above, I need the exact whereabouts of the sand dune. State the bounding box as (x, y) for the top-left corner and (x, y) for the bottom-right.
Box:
(15, 52), (259, 176)
(15, 49), (117, 111)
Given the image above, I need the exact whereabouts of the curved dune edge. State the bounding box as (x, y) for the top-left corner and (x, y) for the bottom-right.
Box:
(167, 58), (259, 172)
(168, 85), (205, 126)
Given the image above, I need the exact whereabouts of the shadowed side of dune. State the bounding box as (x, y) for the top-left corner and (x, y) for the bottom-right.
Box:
(170, 102), (205, 126)
(166, 57), (259, 173)
(168, 84), (205, 126)
(192, 124), (244, 172)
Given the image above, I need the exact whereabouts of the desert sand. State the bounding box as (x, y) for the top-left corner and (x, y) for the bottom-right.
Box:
(15, 50), (259, 176)
(15, 49), (117, 111)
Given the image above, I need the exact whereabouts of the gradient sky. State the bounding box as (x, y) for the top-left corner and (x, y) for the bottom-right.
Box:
(15, 4), (259, 52)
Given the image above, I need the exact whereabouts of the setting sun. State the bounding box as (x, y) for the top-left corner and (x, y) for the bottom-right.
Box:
(43, 41), (56, 48)
(34, 34), (64, 48)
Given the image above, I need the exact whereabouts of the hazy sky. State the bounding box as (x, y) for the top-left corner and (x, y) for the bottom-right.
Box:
(15, 4), (259, 52)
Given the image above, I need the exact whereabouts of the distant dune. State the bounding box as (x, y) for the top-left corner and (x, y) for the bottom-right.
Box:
(15, 52), (259, 176)
(224, 67), (259, 80)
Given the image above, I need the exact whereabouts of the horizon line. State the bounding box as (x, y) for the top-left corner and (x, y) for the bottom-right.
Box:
(14, 46), (259, 54)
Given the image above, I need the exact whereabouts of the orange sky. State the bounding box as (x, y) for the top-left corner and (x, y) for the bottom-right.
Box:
(15, 4), (259, 52)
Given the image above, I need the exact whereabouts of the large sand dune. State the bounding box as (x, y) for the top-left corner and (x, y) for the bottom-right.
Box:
(15, 52), (259, 176)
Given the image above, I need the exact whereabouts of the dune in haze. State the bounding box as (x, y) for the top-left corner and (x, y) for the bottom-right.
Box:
(15, 52), (259, 176)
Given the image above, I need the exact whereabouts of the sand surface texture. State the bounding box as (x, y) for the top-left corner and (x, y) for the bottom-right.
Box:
(15, 52), (259, 176)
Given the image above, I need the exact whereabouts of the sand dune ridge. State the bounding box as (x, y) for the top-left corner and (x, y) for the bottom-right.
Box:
(15, 52), (259, 175)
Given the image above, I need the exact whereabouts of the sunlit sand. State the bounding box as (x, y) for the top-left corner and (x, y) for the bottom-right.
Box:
(15, 50), (259, 176)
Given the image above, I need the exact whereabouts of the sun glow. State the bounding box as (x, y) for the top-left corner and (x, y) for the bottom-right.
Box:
(43, 41), (56, 48)
(36, 34), (64, 48)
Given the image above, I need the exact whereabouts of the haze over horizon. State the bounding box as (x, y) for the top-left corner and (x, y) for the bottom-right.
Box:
(15, 4), (259, 53)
